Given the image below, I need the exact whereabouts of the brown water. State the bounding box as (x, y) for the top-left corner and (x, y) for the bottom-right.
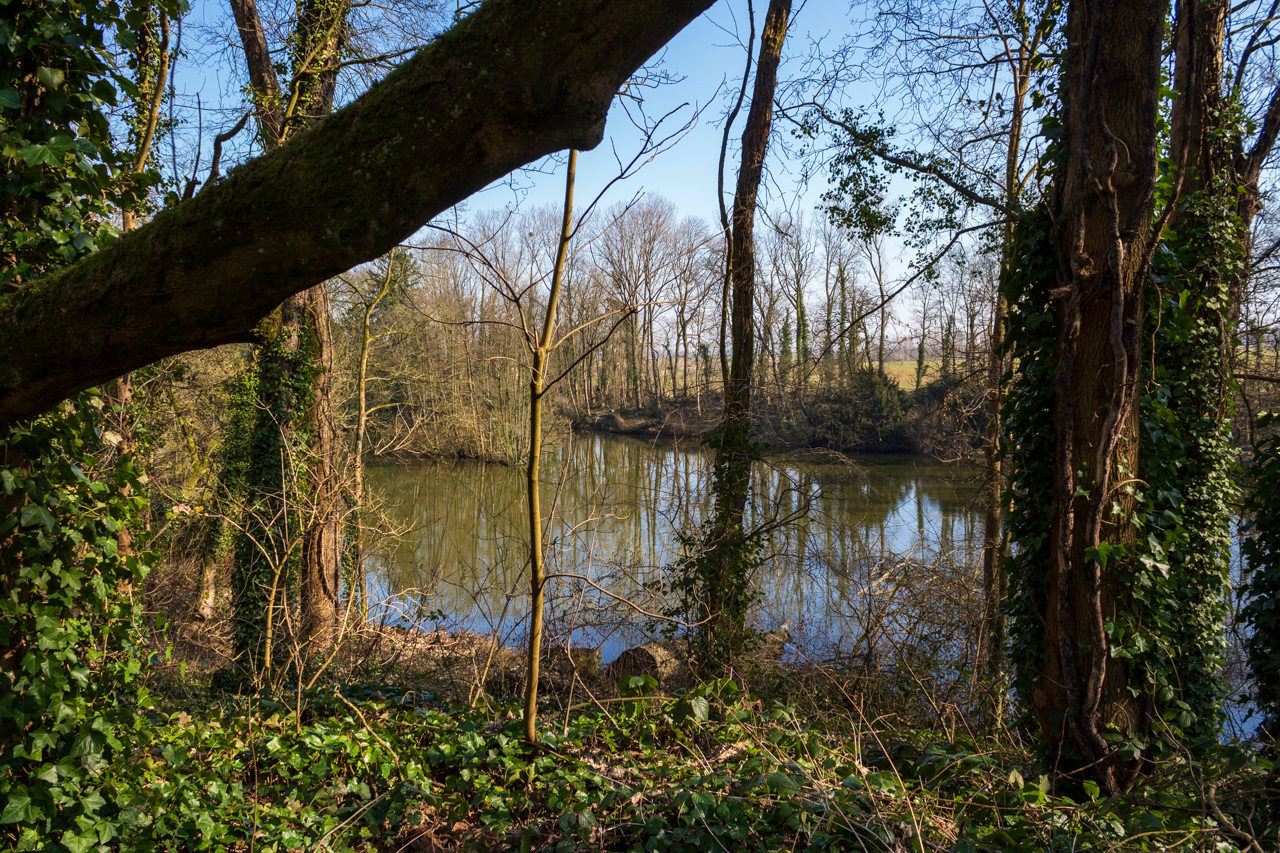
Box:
(364, 432), (982, 664)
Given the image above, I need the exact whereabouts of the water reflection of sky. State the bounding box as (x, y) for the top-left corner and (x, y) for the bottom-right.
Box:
(364, 433), (984, 665)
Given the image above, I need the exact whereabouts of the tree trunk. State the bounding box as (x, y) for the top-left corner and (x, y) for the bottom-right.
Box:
(724, 0), (790, 431)
(299, 286), (342, 647)
(230, 0), (348, 652)
(1150, 0), (1249, 742)
(980, 22), (1033, 690)
(522, 149), (576, 744)
(698, 0), (791, 669)
(1036, 0), (1164, 794)
(232, 291), (308, 679)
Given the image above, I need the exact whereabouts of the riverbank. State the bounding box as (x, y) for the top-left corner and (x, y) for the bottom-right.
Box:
(569, 367), (929, 455)
(578, 407), (717, 441)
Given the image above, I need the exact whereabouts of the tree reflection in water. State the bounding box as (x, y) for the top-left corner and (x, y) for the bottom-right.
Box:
(363, 432), (981, 671)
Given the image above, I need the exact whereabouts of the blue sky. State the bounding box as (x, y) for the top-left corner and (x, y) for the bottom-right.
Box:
(500, 2), (865, 229)
(168, 1), (868, 230)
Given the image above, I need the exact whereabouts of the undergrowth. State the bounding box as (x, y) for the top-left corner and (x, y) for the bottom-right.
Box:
(39, 675), (1275, 853)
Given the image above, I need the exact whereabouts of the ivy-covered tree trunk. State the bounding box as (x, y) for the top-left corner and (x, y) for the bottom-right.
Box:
(1139, 0), (1238, 743)
(1007, 0), (1280, 789)
(693, 0), (790, 672)
(1035, 0), (1164, 794)
(980, 12), (1036, 690)
(229, 0), (349, 658)
(231, 292), (313, 676)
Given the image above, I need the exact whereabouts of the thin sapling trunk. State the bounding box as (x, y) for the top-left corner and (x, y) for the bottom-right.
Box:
(523, 149), (577, 744)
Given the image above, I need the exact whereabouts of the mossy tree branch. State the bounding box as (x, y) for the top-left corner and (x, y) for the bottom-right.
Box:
(0, 0), (714, 424)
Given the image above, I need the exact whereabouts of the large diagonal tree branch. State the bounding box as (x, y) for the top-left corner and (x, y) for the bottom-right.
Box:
(0, 0), (715, 424)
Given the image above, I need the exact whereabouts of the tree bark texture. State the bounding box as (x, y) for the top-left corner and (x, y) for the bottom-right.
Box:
(0, 0), (716, 424)
(724, 0), (790, 431)
(298, 286), (342, 646)
(1036, 0), (1165, 794)
(229, 0), (285, 143)
(1170, 0), (1226, 205)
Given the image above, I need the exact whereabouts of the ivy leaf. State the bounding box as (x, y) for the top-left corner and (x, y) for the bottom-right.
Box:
(60, 828), (98, 853)
(766, 772), (800, 794)
(0, 89), (21, 110)
(89, 79), (117, 106)
(20, 505), (56, 531)
(36, 67), (66, 92)
(0, 789), (31, 823)
(16, 144), (62, 168)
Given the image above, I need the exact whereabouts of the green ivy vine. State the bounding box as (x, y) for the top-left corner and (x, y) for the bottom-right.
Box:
(228, 308), (324, 683)
(999, 202), (1059, 733)
(0, 394), (154, 851)
(1130, 172), (1245, 743)
(663, 421), (767, 675)
(1002, 119), (1246, 752)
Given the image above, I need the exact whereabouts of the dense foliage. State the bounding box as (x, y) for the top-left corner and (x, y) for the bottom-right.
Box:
(0, 4), (173, 849)
(999, 203), (1059, 732)
(21, 675), (1264, 852)
(0, 394), (154, 851)
(0, 0), (162, 291)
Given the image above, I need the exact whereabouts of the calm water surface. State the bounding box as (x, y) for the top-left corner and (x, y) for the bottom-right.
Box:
(365, 432), (982, 664)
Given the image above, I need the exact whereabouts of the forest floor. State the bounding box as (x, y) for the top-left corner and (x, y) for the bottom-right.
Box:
(109, 617), (1276, 852)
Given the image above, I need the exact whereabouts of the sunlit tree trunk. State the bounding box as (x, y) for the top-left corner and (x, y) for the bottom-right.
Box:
(300, 285), (342, 646)
(523, 150), (576, 744)
(230, 0), (349, 653)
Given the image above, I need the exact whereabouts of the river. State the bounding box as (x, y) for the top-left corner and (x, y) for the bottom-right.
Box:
(365, 432), (983, 667)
